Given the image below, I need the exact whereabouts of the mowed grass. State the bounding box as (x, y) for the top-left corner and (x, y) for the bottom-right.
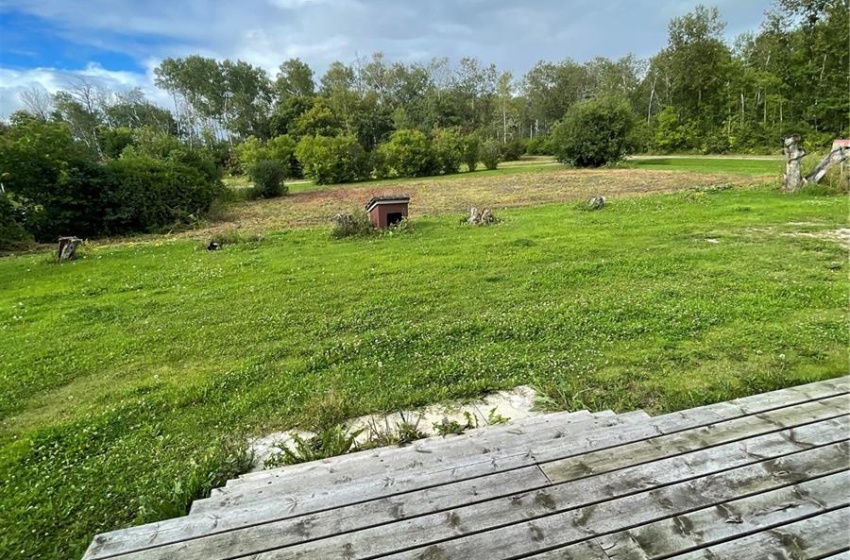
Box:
(629, 156), (783, 175)
(1, 183), (848, 559)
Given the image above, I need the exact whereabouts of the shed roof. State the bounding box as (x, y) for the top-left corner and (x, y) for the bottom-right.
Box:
(364, 195), (410, 212)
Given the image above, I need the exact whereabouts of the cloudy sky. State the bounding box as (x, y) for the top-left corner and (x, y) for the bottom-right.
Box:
(0, 0), (774, 116)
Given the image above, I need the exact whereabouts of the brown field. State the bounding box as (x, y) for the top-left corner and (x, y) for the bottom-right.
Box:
(203, 168), (776, 238)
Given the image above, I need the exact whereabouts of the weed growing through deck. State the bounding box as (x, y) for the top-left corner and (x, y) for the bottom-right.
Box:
(434, 411), (478, 437)
(487, 408), (510, 425)
(363, 412), (427, 447)
(265, 424), (364, 467)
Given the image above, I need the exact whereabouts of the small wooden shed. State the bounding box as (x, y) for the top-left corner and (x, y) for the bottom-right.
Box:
(365, 195), (410, 229)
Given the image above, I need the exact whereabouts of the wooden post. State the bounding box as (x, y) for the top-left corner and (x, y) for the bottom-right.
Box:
(782, 135), (806, 193)
(57, 237), (82, 261)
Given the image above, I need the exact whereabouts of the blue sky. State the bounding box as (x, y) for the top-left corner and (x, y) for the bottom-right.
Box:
(0, 0), (774, 116)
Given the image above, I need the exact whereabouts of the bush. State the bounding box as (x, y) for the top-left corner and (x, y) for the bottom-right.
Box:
(500, 139), (524, 161)
(378, 129), (436, 177)
(248, 160), (287, 198)
(0, 192), (33, 252)
(236, 135), (298, 179)
(480, 139), (502, 170)
(296, 135), (369, 185)
(550, 97), (638, 167)
(103, 156), (224, 234)
(525, 137), (550, 156)
(652, 106), (698, 153)
(432, 128), (465, 174)
(463, 134), (480, 172)
(331, 211), (375, 239)
(0, 119), (106, 240)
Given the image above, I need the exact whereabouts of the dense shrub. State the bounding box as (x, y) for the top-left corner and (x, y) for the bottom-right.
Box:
(102, 156), (224, 234)
(330, 211), (375, 239)
(463, 134), (480, 172)
(248, 160), (287, 198)
(525, 136), (551, 156)
(378, 129), (436, 177)
(98, 127), (135, 159)
(550, 98), (638, 167)
(370, 149), (390, 180)
(235, 135), (298, 178)
(500, 139), (524, 161)
(296, 134), (369, 185)
(0, 119), (107, 240)
(432, 128), (465, 174)
(651, 106), (698, 153)
(480, 139), (502, 170)
(0, 192), (33, 252)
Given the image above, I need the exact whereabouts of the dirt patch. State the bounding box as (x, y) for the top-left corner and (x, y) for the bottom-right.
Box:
(782, 228), (850, 249)
(249, 386), (540, 471)
(186, 168), (774, 239)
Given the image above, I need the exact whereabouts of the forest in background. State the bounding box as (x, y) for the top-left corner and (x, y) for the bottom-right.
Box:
(0, 0), (847, 245)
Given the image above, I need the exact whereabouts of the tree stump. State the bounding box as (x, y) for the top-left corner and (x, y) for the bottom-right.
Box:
(782, 135), (806, 193)
(805, 148), (848, 184)
(468, 207), (496, 225)
(57, 237), (82, 261)
(588, 196), (606, 210)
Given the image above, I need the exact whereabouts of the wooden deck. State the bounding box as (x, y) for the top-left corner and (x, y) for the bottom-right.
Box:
(83, 376), (850, 559)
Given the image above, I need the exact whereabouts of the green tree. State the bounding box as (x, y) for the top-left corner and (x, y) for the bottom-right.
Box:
(295, 134), (369, 185)
(462, 134), (481, 172)
(275, 58), (315, 100)
(480, 139), (502, 170)
(248, 160), (287, 198)
(662, 5), (733, 134)
(378, 129), (436, 177)
(431, 128), (465, 174)
(550, 97), (638, 167)
(0, 116), (102, 239)
(294, 97), (343, 137)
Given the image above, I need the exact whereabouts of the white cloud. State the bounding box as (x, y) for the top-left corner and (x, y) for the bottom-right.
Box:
(0, 0), (773, 117)
(0, 63), (172, 118)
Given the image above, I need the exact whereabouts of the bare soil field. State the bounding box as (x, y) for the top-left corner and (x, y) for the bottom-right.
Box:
(205, 168), (776, 237)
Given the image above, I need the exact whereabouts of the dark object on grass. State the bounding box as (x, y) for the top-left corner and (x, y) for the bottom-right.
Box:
(57, 236), (82, 260)
(588, 196), (606, 210)
(207, 241), (221, 251)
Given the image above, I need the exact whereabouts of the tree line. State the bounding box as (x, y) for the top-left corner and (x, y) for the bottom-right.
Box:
(0, 0), (847, 248)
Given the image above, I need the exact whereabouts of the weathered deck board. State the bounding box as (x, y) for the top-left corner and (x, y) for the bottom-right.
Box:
(541, 394), (848, 482)
(526, 474), (850, 560)
(237, 442), (847, 560)
(81, 376), (850, 560)
(84, 416), (850, 558)
(588, 472), (848, 559)
(668, 507), (850, 559)
(100, 418), (849, 560)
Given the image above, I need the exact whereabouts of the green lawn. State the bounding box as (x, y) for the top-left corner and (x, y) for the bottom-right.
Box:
(628, 157), (783, 175)
(1, 185), (847, 559)
(225, 154), (782, 196)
